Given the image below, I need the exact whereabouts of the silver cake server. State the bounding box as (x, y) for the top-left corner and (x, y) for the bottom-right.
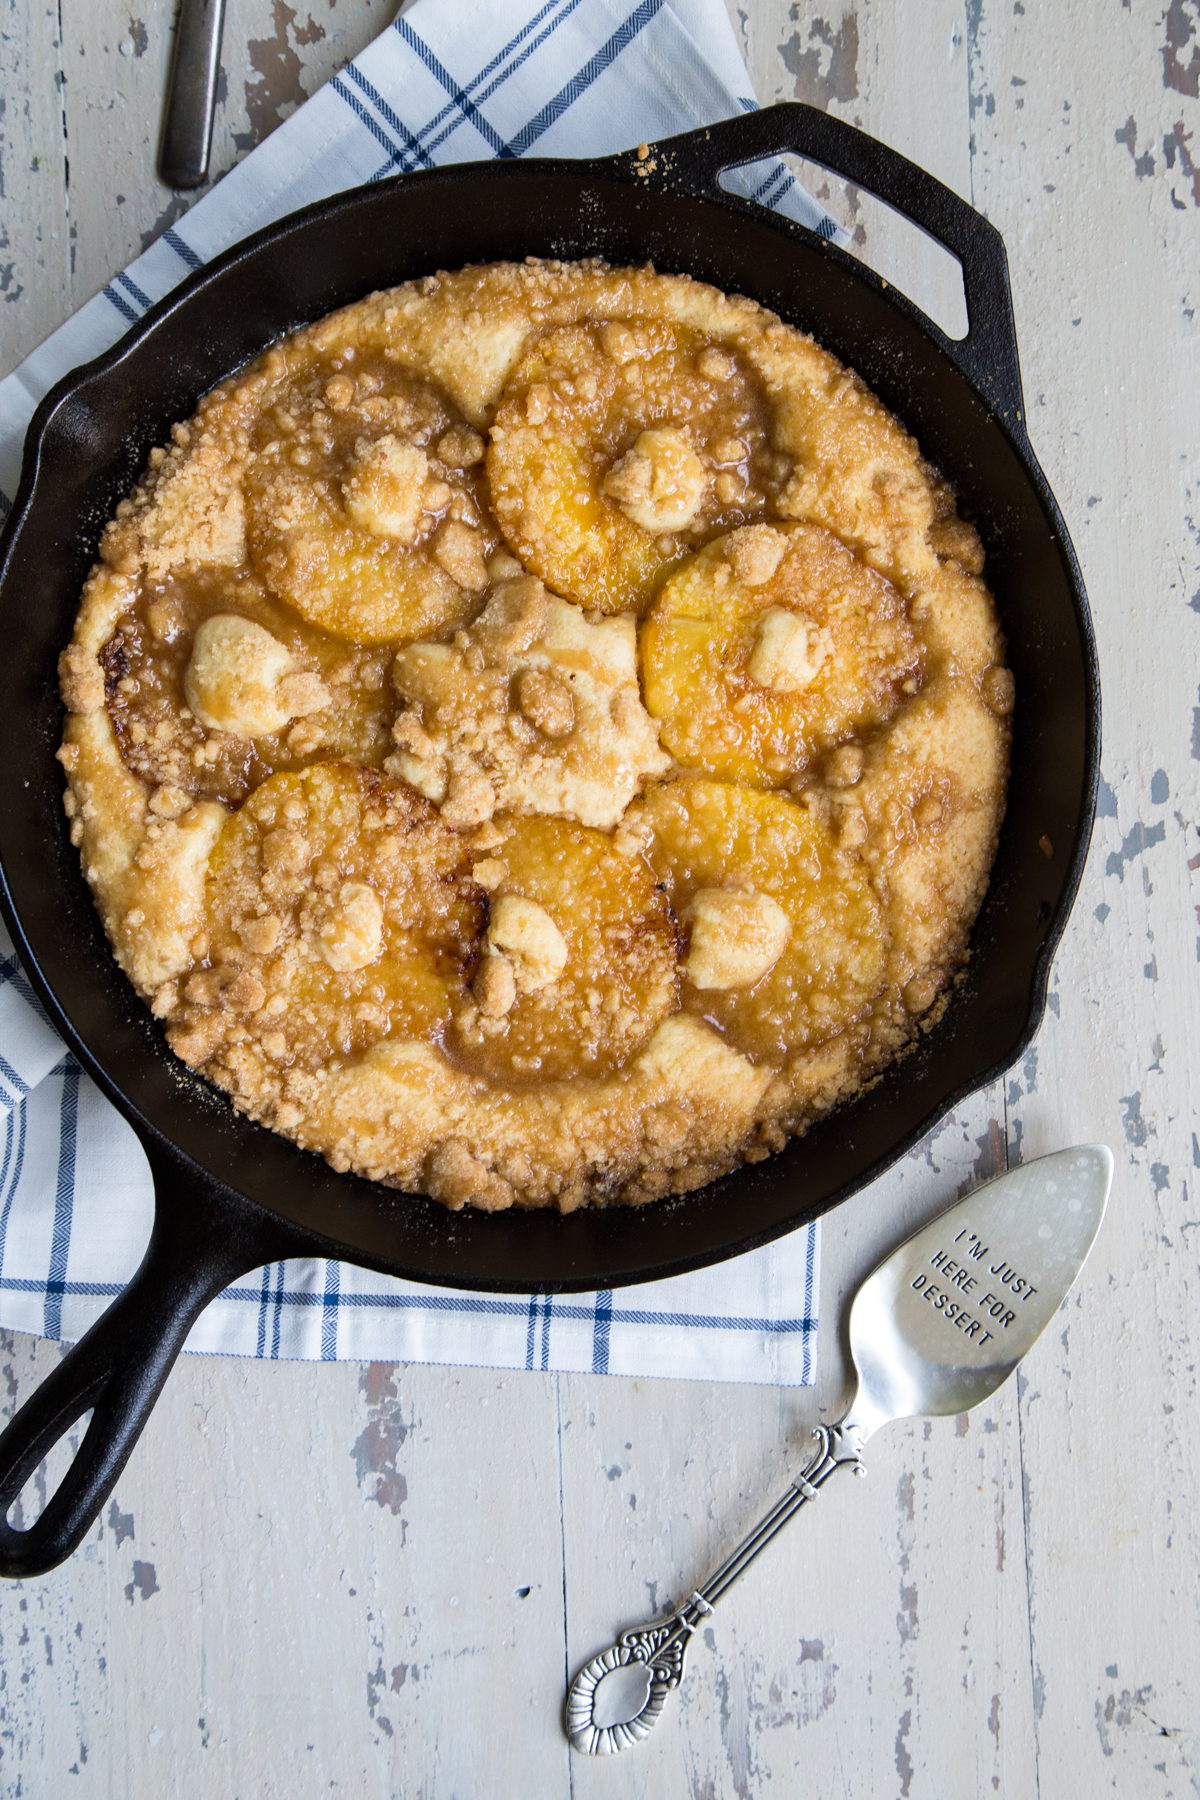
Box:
(566, 1144), (1113, 1755)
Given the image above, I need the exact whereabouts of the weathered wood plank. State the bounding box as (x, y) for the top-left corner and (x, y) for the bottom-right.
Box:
(0, 1334), (110, 1788)
(970, 0), (1200, 1791)
(357, 1364), (570, 1798)
(0, 1348), (570, 1796)
(0, 0), (73, 378)
(210, 0), (401, 213)
(57, 0), (177, 338)
(0, 0), (396, 382)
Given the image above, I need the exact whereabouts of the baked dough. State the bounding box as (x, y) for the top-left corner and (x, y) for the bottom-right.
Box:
(58, 259), (1011, 1211)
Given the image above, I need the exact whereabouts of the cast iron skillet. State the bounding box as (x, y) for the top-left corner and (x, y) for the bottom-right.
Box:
(0, 105), (1099, 1576)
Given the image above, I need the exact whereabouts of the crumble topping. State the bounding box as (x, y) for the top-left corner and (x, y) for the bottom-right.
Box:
(485, 894), (569, 993)
(603, 427), (708, 533)
(59, 259), (1011, 1211)
(683, 888), (792, 991)
(341, 435), (437, 543)
(388, 579), (671, 830)
(747, 606), (833, 695)
(184, 613), (329, 737)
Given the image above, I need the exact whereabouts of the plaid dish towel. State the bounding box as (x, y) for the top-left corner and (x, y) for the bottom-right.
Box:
(0, 0), (836, 1382)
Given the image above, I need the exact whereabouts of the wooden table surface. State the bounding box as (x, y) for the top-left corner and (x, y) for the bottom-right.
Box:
(1, 1), (1197, 1793)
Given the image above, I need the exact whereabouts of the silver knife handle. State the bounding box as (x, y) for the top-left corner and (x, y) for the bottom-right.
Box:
(159, 0), (227, 189)
(565, 1424), (866, 1755)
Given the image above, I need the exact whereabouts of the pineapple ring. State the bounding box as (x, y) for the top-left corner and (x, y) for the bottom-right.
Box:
(630, 778), (886, 1062)
(174, 762), (484, 1073)
(245, 372), (498, 645)
(98, 571), (404, 811)
(486, 320), (788, 615)
(449, 813), (680, 1082)
(641, 523), (921, 787)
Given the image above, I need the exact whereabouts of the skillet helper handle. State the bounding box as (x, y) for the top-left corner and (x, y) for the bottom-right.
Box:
(0, 1141), (296, 1578)
(635, 103), (1025, 431)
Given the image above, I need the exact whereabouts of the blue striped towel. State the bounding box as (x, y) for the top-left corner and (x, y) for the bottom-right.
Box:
(0, 0), (834, 1381)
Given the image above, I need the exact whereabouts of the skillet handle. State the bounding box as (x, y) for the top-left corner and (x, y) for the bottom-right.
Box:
(632, 104), (1025, 431)
(0, 1137), (301, 1578)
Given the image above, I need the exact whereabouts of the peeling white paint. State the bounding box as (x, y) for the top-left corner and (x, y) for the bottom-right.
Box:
(0, 0), (1197, 1794)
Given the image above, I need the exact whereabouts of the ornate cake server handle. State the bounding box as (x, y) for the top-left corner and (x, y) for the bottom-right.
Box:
(565, 1422), (866, 1755)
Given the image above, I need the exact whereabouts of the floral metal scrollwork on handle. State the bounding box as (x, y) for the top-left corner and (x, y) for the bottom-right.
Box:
(565, 1425), (866, 1755)
(565, 1592), (713, 1755)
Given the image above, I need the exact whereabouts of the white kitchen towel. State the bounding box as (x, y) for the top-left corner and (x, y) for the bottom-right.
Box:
(0, 0), (836, 1382)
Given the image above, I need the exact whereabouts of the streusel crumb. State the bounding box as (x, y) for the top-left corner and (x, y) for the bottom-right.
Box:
(59, 259), (1010, 1210)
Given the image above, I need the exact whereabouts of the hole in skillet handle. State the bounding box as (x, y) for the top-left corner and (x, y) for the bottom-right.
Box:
(4, 1406), (94, 1533)
(718, 155), (969, 343)
(0, 1137), (302, 1579)
(615, 103), (1026, 436)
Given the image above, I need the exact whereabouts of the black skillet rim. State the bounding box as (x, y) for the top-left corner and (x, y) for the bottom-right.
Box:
(0, 108), (1101, 1295)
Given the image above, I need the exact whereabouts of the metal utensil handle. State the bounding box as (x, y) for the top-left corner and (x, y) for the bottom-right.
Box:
(159, 0), (227, 189)
(0, 1136), (299, 1578)
(624, 103), (1025, 432)
(565, 1423), (865, 1755)
(699, 1422), (865, 1606)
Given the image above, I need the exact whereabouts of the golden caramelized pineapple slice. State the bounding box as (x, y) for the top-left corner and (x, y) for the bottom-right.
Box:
(450, 813), (680, 1081)
(101, 570), (407, 810)
(641, 522), (920, 786)
(178, 762), (484, 1071)
(486, 321), (787, 615)
(631, 778), (886, 1062)
(245, 368), (498, 644)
